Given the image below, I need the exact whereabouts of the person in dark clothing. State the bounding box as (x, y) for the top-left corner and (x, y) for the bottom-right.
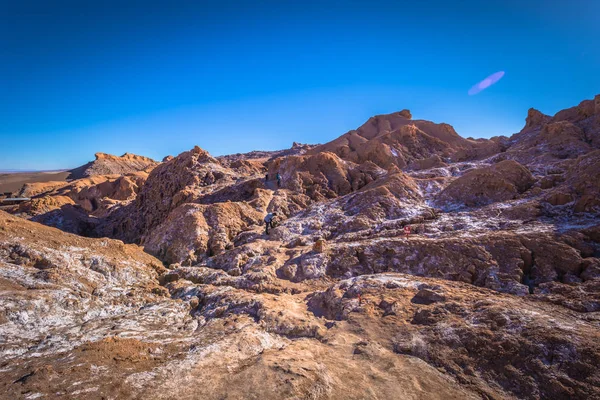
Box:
(276, 172), (281, 188)
(265, 173), (269, 183)
(264, 211), (278, 234)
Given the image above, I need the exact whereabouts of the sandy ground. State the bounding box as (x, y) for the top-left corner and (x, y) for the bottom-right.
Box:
(0, 171), (70, 195)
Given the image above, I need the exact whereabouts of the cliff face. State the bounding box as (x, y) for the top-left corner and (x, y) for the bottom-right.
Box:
(2, 95), (600, 399)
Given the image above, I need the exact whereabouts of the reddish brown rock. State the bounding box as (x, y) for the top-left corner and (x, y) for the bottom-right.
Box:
(18, 180), (70, 198)
(68, 152), (157, 179)
(506, 94), (600, 165)
(408, 154), (447, 171)
(398, 109), (412, 119)
(434, 160), (535, 208)
(523, 108), (551, 130)
(544, 191), (574, 206)
(308, 111), (502, 169)
(16, 195), (75, 215)
(142, 200), (262, 265)
(111, 146), (236, 242)
(544, 150), (600, 212)
(270, 151), (380, 200)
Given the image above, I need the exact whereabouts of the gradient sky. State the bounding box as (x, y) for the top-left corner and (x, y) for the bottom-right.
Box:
(1, 0), (599, 170)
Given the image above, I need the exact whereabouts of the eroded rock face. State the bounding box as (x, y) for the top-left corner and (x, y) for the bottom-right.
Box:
(524, 108), (551, 130)
(270, 151), (381, 200)
(549, 150), (600, 213)
(506, 94), (600, 166)
(399, 109), (412, 119)
(434, 160), (535, 208)
(0, 211), (177, 359)
(309, 274), (600, 399)
(308, 111), (502, 169)
(9, 173), (150, 236)
(68, 152), (157, 179)
(110, 146), (237, 243)
(142, 201), (263, 265)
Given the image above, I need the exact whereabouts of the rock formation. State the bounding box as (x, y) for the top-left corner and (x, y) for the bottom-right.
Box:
(308, 110), (502, 169)
(523, 108), (550, 130)
(67, 152), (157, 179)
(2, 94), (600, 399)
(434, 160), (535, 208)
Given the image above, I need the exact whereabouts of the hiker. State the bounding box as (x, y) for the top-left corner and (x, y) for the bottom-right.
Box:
(403, 225), (411, 239)
(265, 173), (269, 183)
(264, 211), (278, 234)
(276, 172), (281, 188)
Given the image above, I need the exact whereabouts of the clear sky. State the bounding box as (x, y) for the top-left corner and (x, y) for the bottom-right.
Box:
(1, 0), (599, 170)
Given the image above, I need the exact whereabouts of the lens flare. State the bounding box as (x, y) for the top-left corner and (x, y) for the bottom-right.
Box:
(468, 71), (505, 95)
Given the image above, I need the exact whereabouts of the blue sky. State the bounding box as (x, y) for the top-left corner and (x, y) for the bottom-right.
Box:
(1, 0), (599, 170)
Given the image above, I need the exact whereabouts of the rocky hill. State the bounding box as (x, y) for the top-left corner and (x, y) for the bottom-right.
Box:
(1, 95), (600, 399)
(308, 109), (505, 169)
(67, 152), (157, 179)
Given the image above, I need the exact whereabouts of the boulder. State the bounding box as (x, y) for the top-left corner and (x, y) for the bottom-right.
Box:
(411, 288), (446, 304)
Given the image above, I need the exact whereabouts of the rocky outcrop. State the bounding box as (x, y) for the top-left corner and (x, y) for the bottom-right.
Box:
(0, 211), (173, 359)
(18, 180), (71, 198)
(544, 150), (600, 212)
(523, 107), (550, 130)
(3, 208), (600, 399)
(398, 109), (412, 119)
(14, 173), (148, 225)
(505, 94), (600, 166)
(269, 152), (381, 201)
(408, 154), (447, 171)
(110, 146), (236, 242)
(142, 201), (263, 265)
(434, 160), (535, 208)
(309, 111), (502, 169)
(67, 152), (157, 179)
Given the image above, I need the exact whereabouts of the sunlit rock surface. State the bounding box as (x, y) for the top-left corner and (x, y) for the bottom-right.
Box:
(2, 96), (600, 399)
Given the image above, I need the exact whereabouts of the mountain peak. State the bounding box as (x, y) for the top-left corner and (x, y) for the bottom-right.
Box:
(524, 108), (550, 130)
(398, 109), (412, 119)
